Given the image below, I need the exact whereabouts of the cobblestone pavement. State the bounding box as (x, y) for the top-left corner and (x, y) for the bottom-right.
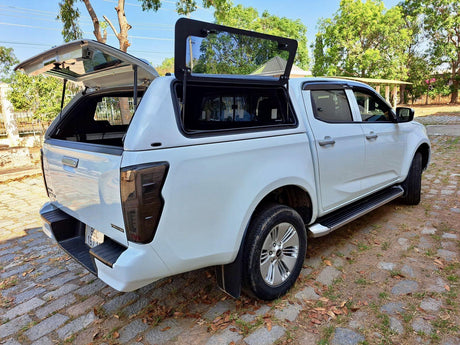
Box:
(0, 135), (459, 345)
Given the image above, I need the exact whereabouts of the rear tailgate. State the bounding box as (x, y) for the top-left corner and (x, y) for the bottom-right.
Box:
(43, 141), (127, 247)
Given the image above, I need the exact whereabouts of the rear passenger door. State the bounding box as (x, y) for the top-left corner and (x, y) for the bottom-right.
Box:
(303, 86), (366, 212)
(349, 88), (406, 192)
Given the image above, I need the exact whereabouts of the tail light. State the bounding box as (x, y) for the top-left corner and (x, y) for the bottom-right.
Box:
(120, 162), (169, 244)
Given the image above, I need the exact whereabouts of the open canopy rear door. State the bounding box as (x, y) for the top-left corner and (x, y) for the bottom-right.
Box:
(15, 40), (158, 89)
(174, 18), (298, 85)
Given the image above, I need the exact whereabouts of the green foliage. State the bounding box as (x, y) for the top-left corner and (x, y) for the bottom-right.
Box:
(57, 0), (82, 42)
(0, 46), (19, 82)
(402, 0), (459, 103)
(213, 3), (309, 70)
(313, 0), (411, 79)
(155, 57), (174, 76)
(8, 72), (76, 121)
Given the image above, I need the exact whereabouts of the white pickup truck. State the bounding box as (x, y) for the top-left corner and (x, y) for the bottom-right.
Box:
(16, 19), (430, 300)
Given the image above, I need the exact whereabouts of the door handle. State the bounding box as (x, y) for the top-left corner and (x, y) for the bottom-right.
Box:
(366, 132), (378, 140)
(62, 156), (79, 168)
(318, 136), (336, 146)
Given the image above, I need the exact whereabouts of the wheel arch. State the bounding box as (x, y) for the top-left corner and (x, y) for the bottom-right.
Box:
(216, 182), (314, 298)
(416, 142), (430, 171)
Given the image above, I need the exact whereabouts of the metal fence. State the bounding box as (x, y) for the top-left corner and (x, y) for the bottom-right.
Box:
(0, 112), (51, 137)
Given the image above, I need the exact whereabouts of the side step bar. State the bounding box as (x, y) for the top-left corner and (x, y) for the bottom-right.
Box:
(309, 186), (404, 238)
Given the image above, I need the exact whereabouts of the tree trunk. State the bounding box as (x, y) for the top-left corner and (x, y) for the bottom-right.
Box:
(115, 0), (131, 52)
(82, 0), (107, 43)
(0, 84), (20, 147)
(450, 71), (458, 104)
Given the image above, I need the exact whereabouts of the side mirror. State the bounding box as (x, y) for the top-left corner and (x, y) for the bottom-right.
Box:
(395, 107), (414, 123)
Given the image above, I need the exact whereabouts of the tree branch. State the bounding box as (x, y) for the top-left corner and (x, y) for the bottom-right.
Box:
(103, 15), (118, 39)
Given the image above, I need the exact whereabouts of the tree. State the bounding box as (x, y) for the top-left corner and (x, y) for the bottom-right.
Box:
(58, 0), (231, 52)
(402, 0), (459, 103)
(0, 46), (19, 82)
(8, 72), (75, 123)
(155, 57), (174, 76)
(212, 3), (309, 70)
(312, 0), (411, 80)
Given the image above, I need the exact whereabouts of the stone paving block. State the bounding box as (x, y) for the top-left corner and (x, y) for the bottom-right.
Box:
(437, 249), (457, 261)
(43, 283), (78, 300)
(47, 272), (79, 288)
(244, 325), (285, 345)
(35, 267), (66, 282)
(316, 266), (341, 286)
(397, 238), (409, 250)
(57, 311), (96, 340)
(31, 336), (53, 345)
(24, 313), (69, 341)
(203, 300), (233, 321)
(2, 339), (21, 345)
(35, 294), (77, 319)
(420, 298), (442, 312)
(378, 262), (395, 271)
(274, 303), (302, 322)
(391, 280), (419, 295)
(67, 295), (104, 317)
(348, 311), (367, 329)
(103, 291), (138, 314)
(119, 319), (149, 343)
(421, 226), (437, 235)
(427, 277), (448, 293)
(13, 287), (47, 304)
(418, 237), (433, 249)
(0, 263), (32, 279)
(122, 297), (150, 317)
(295, 286), (320, 301)
(0, 314), (32, 338)
(390, 317), (404, 335)
(412, 317), (432, 334)
(441, 233), (457, 239)
(305, 256), (322, 269)
(401, 265), (416, 278)
(206, 326), (243, 345)
(331, 327), (365, 345)
(74, 279), (106, 296)
(144, 319), (187, 345)
(380, 302), (405, 315)
(2, 297), (45, 321)
(240, 305), (271, 323)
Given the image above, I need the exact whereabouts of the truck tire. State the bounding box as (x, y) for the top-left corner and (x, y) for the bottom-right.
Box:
(243, 204), (306, 300)
(401, 152), (422, 205)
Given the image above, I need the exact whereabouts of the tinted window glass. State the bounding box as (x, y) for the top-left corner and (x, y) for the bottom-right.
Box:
(311, 90), (352, 123)
(180, 85), (296, 132)
(94, 96), (139, 125)
(354, 90), (392, 122)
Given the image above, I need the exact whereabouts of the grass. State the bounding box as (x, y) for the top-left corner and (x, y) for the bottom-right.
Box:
(447, 274), (458, 282)
(378, 292), (389, 299)
(357, 242), (370, 251)
(381, 242), (390, 251)
(354, 278), (368, 285)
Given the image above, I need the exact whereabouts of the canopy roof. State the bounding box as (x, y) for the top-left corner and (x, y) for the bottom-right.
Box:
(328, 76), (411, 85)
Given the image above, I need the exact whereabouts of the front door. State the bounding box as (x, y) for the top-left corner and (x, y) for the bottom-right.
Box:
(350, 89), (407, 192)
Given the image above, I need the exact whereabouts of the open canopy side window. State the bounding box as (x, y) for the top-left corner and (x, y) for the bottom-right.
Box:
(174, 18), (298, 85)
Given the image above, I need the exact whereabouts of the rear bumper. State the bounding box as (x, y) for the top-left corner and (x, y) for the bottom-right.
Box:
(40, 202), (170, 292)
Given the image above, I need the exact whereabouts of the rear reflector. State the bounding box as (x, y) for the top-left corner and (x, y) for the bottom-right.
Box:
(120, 162), (168, 244)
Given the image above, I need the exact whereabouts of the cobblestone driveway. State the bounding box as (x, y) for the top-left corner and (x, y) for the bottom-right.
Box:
(0, 133), (459, 345)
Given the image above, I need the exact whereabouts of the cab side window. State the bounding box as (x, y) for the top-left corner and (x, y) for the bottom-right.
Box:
(353, 90), (392, 122)
(311, 90), (352, 123)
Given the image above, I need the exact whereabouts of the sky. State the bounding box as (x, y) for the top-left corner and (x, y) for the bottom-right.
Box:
(0, 0), (401, 67)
